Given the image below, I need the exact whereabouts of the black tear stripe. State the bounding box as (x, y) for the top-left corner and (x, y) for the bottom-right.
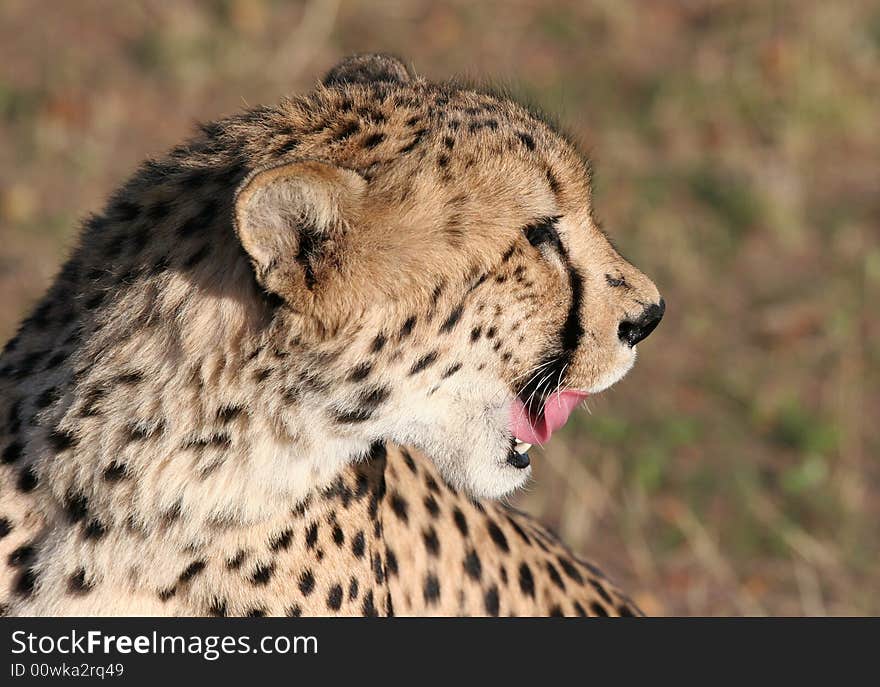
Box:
(518, 235), (584, 414)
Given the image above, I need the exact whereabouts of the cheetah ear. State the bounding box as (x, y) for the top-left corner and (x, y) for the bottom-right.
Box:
(234, 160), (367, 310)
(322, 53), (414, 86)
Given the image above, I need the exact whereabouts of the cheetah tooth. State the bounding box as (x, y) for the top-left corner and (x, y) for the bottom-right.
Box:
(514, 442), (532, 454)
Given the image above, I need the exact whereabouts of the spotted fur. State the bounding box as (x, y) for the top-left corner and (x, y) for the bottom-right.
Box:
(0, 55), (661, 616)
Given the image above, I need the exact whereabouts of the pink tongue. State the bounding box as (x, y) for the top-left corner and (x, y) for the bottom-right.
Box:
(509, 390), (589, 445)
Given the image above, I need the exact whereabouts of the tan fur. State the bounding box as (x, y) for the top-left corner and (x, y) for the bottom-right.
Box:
(0, 55), (660, 616)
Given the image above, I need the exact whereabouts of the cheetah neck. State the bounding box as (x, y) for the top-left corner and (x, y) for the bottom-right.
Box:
(1, 260), (377, 564)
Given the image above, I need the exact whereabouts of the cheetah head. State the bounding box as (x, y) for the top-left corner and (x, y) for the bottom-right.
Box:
(234, 55), (663, 498)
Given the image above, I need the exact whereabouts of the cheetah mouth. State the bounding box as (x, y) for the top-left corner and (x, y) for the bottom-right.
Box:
(508, 390), (590, 449)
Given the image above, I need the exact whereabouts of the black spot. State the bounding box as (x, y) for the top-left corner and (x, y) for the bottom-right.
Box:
(399, 315), (417, 339)
(333, 385), (390, 423)
(250, 563), (275, 586)
(363, 132), (385, 148)
(390, 493), (409, 523)
(589, 579), (614, 605)
(79, 387), (106, 418)
(348, 577), (359, 601)
(549, 604), (565, 617)
(423, 495), (440, 518)
(440, 306), (464, 333)
(253, 368), (273, 383)
(49, 428), (76, 453)
(347, 362), (372, 382)
(400, 128), (428, 154)
(83, 519), (107, 541)
(286, 604), (302, 618)
(183, 433), (231, 450)
(334, 119), (361, 141)
(15, 568), (38, 597)
(441, 363), (462, 379)
(271, 135), (301, 156)
(270, 528), (294, 552)
(327, 584), (344, 611)
(420, 525), (440, 555)
(35, 386), (59, 409)
(332, 524), (345, 547)
(216, 405), (244, 424)
(351, 531), (366, 558)
(484, 585), (500, 616)
(126, 423), (152, 442)
(386, 549), (399, 577)
(299, 569), (315, 596)
(2, 441), (22, 464)
(103, 462), (128, 482)
(546, 561), (566, 591)
(179, 560), (206, 582)
(429, 282), (447, 309)
(115, 370), (144, 386)
(574, 601), (587, 617)
(0, 518), (11, 538)
(423, 574), (441, 604)
(64, 491), (89, 523)
(591, 602), (609, 617)
(516, 131), (536, 151)
(68, 568), (93, 594)
(452, 508), (468, 537)
(370, 333), (386, 353)
(424, 474), (441, 495)
(305, 522), (319, 549)
(362, 590), (378, 617)
(226, 551), (247, 569)
(158, 586), (177, 601)
(518, 563), (535, 598)
(463, 549), (482, 580)
(8, 544), (34, 567)
(409, 351), (438, 375)
(209, 599), (228, 617)
(507, 517), (531, 545)
(372, 553), (385, 584)
(247, 608), (266, 617)
(557, 556), (584, 585)
(401, 449), (418, 474)
(487, 521), (509, 553)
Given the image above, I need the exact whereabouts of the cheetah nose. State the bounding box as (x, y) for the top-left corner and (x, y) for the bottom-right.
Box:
(618, 298), (665, 347)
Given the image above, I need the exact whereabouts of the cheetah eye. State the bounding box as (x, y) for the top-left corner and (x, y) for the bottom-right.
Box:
(522, 216), (563, 254)
(523, 216), (562, 253)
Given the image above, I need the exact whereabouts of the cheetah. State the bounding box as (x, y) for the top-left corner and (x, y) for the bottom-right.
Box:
(0, 54), (664, 616)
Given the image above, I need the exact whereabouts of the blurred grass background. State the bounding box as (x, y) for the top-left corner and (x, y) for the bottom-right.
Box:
(0, 0), (877, 615)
